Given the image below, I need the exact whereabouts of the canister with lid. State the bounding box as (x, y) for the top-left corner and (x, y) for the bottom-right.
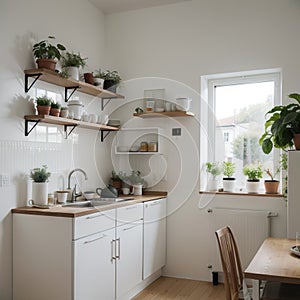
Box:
(67, 100), (84, 120)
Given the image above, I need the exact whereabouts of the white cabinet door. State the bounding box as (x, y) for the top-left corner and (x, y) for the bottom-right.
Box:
(74, 228), (115, 300)
(116, 221), (143, 299)
(143, 198), (167, 279)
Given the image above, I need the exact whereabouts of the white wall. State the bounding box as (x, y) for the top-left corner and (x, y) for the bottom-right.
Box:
(0, 0), (109, 298)
(104, 0), (298, 281)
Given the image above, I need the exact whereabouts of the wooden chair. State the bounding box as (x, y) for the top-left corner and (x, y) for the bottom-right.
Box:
(215, 226), (300, 300)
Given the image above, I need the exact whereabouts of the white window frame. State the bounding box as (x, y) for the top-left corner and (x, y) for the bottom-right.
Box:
(200, 68), (282, 191)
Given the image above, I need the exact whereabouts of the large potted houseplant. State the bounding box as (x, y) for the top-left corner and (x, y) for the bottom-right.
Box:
(259, 93), (300, 153)
(33, 36), (66, 71)
(222, 161), (236, 192)
(36, 95), (52, 115)
(205, 162), (222, 191)
(96, 69), (121, 92)
(243, 163), (263, 193)
(61, 51), (87, 81)
(30, 165), (51, 206)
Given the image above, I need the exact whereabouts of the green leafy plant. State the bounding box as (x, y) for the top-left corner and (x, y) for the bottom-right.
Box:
(33, 36), (66, 60)
(51, 101), (61, 109)
(95, 69), (121, 84)
(243, 163), (263, 181)
(30, 165), (51, 182)
(61, 51), (87, 68)
(36, 95), (52, 106)
(259, 93), (300, 154)
(223, 161), (235, 178)
(128, 170), (144, 185)
(111, 170), (122, 182)
(205, 162), (222, 178)
(61, 106), (68, 110)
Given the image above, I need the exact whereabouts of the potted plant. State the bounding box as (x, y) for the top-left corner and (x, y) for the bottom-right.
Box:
(205, 162), (222, 191)
(93, 69), (105, 88)
(259, 93), (300, 153)
(61, 51), (87, 81)
(264, 168), (280, 194)
(222, 161), (236, 192)
(128, 170), (145, 195)
(95, 69), (121, 92)
(36, 95), (52, 115)
(60, 107), (68, 118)
(110, 170), (122, 191)
(33, 36), (66, 71)
(30, 165), (51, 206)
(50, 101), (61, 117)
(243, 163), (263, 193)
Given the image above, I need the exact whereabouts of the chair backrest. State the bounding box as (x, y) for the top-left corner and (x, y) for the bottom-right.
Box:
(215, 226), (244, 300)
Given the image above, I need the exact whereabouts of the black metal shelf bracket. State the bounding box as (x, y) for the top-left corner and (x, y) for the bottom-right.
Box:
(65, 86), (80, 102)
(101, 130), (112, 142)
(25, 119), (40, 136)
(25, 73), (42, 93)
(101, 98), (112, 110)
(64, 124), (77, 139)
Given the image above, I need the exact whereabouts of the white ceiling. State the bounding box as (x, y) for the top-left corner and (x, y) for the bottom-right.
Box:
(89, 0), (190, 14)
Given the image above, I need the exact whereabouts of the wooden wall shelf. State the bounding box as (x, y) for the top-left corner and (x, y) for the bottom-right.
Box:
(24, 69), (124, 102)
(133, 111), (195, 118)
(24, 115), (119, 141)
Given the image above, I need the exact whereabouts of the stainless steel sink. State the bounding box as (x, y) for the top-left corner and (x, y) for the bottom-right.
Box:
(63, 197), (135, 208)
(63, 201), (94, 208)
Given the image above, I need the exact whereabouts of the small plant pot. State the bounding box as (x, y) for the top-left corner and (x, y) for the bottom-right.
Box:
(60, 109), (68, 118)
(104, 80), (117, 92)
(50, 108), (60, 117)
(36, 58), (57, 71)
(207, 179), (219, 191)
(293, 133), (300, 150)
(37, 105), (51, 115)
(111, 180), (122, 191)
(94, 78), (104, 88)
(133, 184), (143, 195)
(264, 180), (279, 194)
(84, 73), (94, 85)
(222, 178), (236, 192)
(32, 182), (48, 206)
(246, 180), (260, 193)
(66, 66), (79, 81)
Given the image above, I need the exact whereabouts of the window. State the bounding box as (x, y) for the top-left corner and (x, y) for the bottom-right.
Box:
(201, 69), (281, 191)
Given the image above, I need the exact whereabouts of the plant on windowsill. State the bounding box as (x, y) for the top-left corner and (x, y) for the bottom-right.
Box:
(259, 93), (300, 153)
(205, 162), (222, 191)
(222, 161), (236, 192)
(36, 95), (52, 115)
(50, 101), (61, 117)
(243, 163), (263, 193)
(61, 51), (87, 81)
(30, 165), (51, 206)
(264, 168), (280, 194)
(33, 36), (66, 71)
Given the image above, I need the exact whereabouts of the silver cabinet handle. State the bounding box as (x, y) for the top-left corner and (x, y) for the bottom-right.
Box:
(84, 234), (105, 244)
(86, 213), (104, 219)
(125, 205), (138, 210)
(122, 224), (139, 231)
(150, 201), (161, 206)
(116, 238), (120, 259)
(111, 239), (116, 261)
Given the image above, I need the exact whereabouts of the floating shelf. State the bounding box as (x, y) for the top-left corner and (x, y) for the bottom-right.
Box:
(24, 68), (124, 103)
(24, 115), (119, 141)
(133, 111), (195, 118)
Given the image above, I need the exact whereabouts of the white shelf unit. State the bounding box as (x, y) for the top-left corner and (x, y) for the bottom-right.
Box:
(114, 127), (161, 155)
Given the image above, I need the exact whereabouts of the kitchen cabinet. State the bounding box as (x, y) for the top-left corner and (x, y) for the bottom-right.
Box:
(143, 198), (167, 279)
(114, 127), (161, 155)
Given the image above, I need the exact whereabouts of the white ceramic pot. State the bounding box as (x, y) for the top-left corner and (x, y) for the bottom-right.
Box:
(175, 97), (192, 111)
(57, 191), (69, 204)
(223, 178), (236, 192)
(133, 184), (143, 195)
(32, 182), (48, 205)
(207, 179), (219, 191)
(66, 66), (79, 81)
(67, 100), (84, 120)
(94, 78), (104, 88)
(246, 180), (260, 193)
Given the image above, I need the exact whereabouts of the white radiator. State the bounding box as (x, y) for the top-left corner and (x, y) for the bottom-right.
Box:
(210, 207), (277, 272)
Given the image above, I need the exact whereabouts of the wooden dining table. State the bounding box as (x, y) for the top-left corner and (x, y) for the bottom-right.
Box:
(244, 237), (300, 300)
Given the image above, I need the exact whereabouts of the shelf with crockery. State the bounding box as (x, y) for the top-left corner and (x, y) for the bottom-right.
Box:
(24, 115), (119, 141)
(133, 111), (195, 118)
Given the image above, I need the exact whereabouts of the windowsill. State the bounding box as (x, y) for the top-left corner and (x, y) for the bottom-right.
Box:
(199, 191), (283, 197)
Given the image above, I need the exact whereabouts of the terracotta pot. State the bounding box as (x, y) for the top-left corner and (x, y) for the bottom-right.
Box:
(111, 180), (122, 191)
(37, 105), (51, 115)
(293, 133), (300, 150)
(50, 108), (60, 117)
(36, 58), (56, 71)
(264, 180), (279, 194)
(84, 73), (94, 85)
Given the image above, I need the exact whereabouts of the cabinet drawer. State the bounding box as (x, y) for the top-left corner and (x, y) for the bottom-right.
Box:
(144, 198), (167, 222)
(116, 203), (143, 226)
(73, 209), (115, 240)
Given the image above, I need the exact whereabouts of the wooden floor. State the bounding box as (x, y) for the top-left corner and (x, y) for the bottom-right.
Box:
(133, 276), (225, 300)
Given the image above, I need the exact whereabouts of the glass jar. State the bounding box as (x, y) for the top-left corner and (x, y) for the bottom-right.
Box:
(140, 141), (148, 152)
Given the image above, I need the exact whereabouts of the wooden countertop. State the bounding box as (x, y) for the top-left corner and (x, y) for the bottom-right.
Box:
(11, 192), (167, 218)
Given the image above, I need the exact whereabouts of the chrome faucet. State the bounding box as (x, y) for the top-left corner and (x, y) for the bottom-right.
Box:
(67, 168), (88, 202)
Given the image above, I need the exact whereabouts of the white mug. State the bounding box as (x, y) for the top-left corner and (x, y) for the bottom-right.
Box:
(122, 187), (130, 195)
(90, 114), (98, 123)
